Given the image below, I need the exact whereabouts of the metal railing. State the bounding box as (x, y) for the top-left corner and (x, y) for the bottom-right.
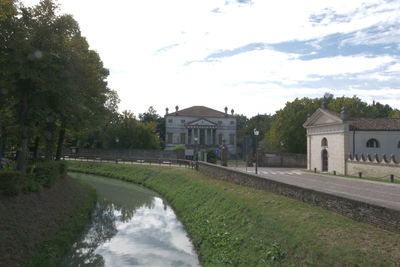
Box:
(62, 154), (197, 169)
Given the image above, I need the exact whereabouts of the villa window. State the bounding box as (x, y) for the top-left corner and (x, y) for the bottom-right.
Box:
(366, 138), (379, 148)
(230, 120), (235, 125)
(180, 133), (186, 144)
(181, 119), (185, 124)
(218, 134), (223, 145)
(321, 137), (328, 147)
(168, 119), (173, 123)
(167, 133), (173, 144)
(229, 134), (235, 145)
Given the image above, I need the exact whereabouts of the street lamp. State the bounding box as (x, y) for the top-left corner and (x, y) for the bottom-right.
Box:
(45, 114), (55, 160)
(194, 137), (198, 161)
(253, 128), (259, 174)
(115, 137), (119, 163)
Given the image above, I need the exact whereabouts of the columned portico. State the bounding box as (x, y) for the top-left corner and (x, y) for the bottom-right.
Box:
(165, 106), (237, 155)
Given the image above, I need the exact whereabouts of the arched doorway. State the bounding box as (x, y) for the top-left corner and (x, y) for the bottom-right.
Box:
(322, 149), (328, 172)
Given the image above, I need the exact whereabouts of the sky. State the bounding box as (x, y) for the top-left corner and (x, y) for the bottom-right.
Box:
(23, 0), (400, 117)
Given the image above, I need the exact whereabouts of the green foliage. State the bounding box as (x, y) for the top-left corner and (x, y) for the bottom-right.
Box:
(206, 148), (217, 163)
(68, 162), (154, 185)
(266, 97), (322, 153)
(0, 160), (67, 195)
(29, 161), (67, 187)
(0, 0), (117, 170)
(265, 242), (286, 263)
(79, 110), (161, 150)
(0, 171), (27, 195)
(389, 109), (400, 118)
(172, 144), (186, 151)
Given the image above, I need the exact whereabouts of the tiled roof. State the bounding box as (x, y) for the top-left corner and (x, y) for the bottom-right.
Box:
(167, 106), (233, 118)
(349, 118), (400, 131)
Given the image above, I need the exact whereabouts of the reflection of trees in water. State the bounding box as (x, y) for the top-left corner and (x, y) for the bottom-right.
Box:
(62, 194), (156, 266)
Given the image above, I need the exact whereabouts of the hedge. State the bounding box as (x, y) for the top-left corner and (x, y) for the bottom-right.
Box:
(0, 161), (68, 196)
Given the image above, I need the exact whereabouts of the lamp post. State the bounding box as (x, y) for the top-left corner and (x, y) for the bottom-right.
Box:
(194, 137), (198, 161)
(253, 128), (259, 174)
(115, 137), (119, 163)
(45, 114), (55, 160)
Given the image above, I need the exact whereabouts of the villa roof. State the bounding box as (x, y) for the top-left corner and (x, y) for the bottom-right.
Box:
(167, 106), (234, 118)
(349, 118), (400, 131)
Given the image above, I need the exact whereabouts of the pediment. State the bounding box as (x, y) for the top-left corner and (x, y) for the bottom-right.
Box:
(303, 108), (343, 128)
(187, 118), (217, 128)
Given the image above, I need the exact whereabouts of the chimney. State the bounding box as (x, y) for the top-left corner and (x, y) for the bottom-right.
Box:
(224, 107), (228, 114)
(165, 107), (169, 115)
(231, 109), (234, 115)
(340, 106), (348, 120)
(175, 105), (179, 112)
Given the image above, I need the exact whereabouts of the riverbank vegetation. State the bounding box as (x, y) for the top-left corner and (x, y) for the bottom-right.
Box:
(69, 161), (400, 266)
(0, 161), (67, 196)
(0, 176), (96, 266)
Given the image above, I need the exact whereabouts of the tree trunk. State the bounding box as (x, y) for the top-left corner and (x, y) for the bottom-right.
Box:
(33, 136), (40, 160)
(55, 126), (66, 160)
(17, 87), (29, 172)
(0, 125), (4, 158)
(45, 128), (55, 160)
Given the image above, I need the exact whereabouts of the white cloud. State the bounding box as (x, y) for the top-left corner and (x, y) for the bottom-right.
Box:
(21, 0), (400, 117)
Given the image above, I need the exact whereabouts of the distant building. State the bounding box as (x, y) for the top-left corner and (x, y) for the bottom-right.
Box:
(303, 103), (400, 175)
(165, 106), (237, 155)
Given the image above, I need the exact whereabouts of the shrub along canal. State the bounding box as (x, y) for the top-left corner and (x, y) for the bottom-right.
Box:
(62, 173), (200, 267)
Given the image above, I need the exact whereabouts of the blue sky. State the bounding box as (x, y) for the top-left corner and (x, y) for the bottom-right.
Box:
(24, 0), (400, 117)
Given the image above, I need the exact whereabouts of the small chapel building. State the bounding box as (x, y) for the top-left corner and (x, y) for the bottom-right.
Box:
(164, 106), (237, 155)
(303, 103), (400, 175)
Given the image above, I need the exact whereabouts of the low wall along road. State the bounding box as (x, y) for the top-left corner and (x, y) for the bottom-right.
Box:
(197, 161), (400, 233)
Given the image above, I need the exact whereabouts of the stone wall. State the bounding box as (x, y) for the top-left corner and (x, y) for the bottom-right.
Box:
(197, 161), (400, 233)
(347, 154), (400, 179)
(260, 152), (306, 167)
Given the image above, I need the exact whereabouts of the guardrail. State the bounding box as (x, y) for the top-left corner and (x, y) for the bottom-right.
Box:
(62, 154), (197, 169)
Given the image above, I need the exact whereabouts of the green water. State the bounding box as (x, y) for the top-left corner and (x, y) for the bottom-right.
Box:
(61, 173), (200, 267)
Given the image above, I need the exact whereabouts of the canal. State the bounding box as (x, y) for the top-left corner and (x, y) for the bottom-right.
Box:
(61, 173), (200, 267)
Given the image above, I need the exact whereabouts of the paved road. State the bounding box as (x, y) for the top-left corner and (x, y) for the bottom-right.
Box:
(231, 166), (400, 211)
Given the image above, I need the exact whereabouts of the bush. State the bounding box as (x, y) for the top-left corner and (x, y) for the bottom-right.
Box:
(206, 148), (217, 163)
(0, 161), (68, 196)
(30, 161), (67, 188)
(0, 171), (27, 196)
(172, 144), (186, 151)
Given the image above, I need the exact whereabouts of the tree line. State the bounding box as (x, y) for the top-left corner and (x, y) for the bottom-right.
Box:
(0, 0), (160, 171)
(238, 94), (400, 156)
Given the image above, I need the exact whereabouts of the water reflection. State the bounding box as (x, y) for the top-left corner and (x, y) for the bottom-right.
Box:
(62, 173), (200, 267)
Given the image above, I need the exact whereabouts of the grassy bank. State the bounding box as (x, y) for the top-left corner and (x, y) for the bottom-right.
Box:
(0, 176), (96, 267)
(69, 161), (400, 266)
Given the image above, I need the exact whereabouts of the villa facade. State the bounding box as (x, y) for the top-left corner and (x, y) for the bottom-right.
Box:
(165, 106), (237, 155)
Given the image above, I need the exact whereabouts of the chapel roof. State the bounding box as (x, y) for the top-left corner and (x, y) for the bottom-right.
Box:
(167, 106), (234, 118)
(304, 107), (400, 131)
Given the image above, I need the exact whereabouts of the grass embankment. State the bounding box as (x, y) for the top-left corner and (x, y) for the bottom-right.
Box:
(0, 176), (96, 267)
(69, 161), (400, 266)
